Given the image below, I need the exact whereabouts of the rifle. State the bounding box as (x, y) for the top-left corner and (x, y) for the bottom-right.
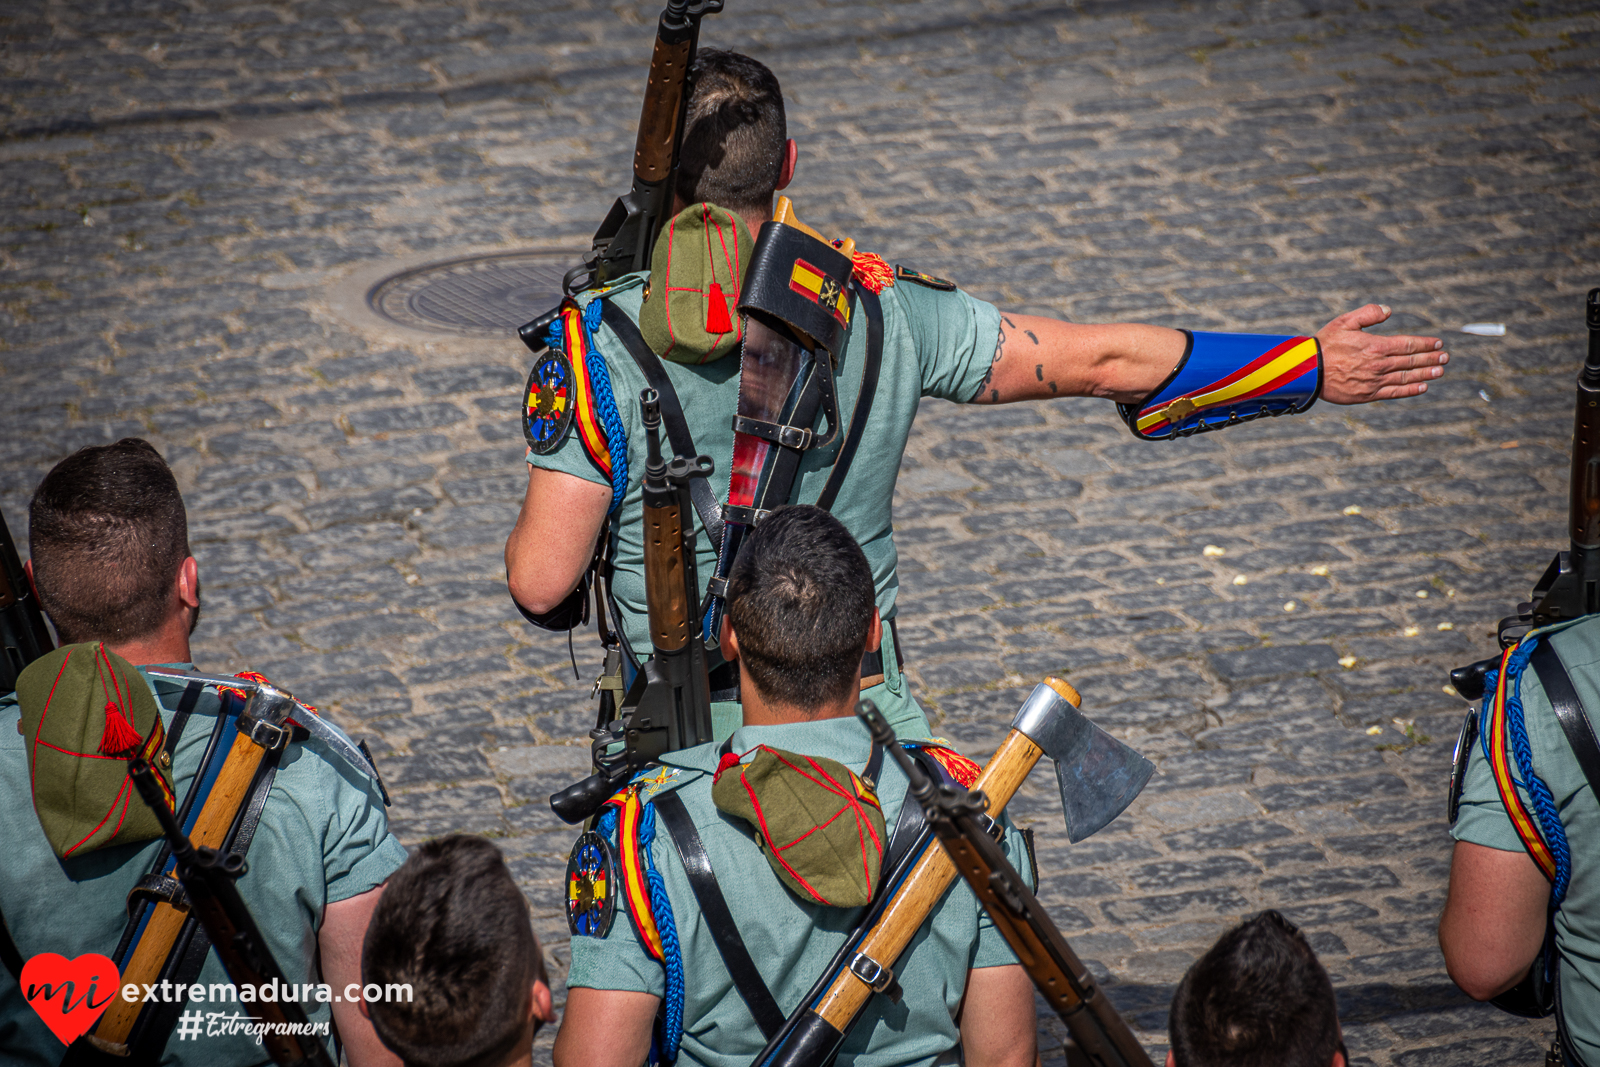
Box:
(750, 683), (1151, 1067)
(550, 389), (716, 822)
(863, 704), (1153, 1067)
(1452, 288), (1600, 699)
(0, 505), (53, 694)
(126, 758), (335, 1067)
(518, 0), (725, 348)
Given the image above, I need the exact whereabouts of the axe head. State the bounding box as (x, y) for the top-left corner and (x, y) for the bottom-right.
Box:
(1012, 678), (1154, 843)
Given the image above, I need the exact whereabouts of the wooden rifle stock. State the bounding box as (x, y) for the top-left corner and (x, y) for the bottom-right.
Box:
(752, 685), (1081, 1067)
(620, 391), (714, 762)
(908, 763), (1151, 1065)
(585, 0), (724, 288)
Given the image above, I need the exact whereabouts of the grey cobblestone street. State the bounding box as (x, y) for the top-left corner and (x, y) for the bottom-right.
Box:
(4, 0), (1598, 1062)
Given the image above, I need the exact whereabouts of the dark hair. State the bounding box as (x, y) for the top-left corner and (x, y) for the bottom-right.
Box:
(362, 835), (548, 1067)
(29, 438), (190, 645)
(676, 48), (787, 215)
(726, 505), (875, 710)
(1169, 910), (1343, 1067)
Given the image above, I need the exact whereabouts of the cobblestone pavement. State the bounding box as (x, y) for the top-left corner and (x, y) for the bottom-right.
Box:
(4, 0), (1599, 1062)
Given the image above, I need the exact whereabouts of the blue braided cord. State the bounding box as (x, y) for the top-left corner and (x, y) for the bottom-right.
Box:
(1502, 637), (1573, 904)
(543, 301), (629, 513)
(579, 299), (629, 514)
(598, 799), (683, 1063)
(638, 800), (685, 1063)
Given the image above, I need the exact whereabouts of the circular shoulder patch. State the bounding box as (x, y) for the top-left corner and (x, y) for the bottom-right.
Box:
(566, 829), (617, 938)
(524, 349), (576, 455)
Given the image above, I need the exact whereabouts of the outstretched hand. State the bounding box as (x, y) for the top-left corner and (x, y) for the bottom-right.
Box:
(1317, 304), (1448, 404)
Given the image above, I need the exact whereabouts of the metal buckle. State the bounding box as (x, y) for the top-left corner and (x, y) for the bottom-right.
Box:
(239, 716), (291, 751)
(731, 415), (813, 451)
(849, 952), (894, 993)
(706, 576), (729, 599)
(722, 504), (771, 526)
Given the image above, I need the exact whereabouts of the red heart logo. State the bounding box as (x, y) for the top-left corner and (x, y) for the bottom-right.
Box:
(20, 953), (121, 1046)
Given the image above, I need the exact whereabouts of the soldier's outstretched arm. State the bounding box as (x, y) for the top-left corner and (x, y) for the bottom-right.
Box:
(506, 466), (611, 615)
(971, 303), (1447, 407)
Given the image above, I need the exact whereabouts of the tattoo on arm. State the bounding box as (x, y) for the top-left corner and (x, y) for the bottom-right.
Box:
(975, 323), (1007, 403)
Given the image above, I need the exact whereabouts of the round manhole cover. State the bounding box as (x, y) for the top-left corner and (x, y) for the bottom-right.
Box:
(367, 250), (581, 336)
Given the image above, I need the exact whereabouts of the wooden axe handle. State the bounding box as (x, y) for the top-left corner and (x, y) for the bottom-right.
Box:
(773, 196), (856, 260)
(95, 732), (269, 1046)
(810, 728), (1044, 1026)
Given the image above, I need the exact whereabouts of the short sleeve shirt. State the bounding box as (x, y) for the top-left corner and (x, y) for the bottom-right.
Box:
(567, 716), (1029, 1067)
(527, 274), (1001, 661)
(0, 666), (409, 1067)
(1452, 617), (1600, 1062)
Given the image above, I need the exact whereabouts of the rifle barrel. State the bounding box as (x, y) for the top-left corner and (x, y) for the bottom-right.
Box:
(1570, 288), (1600, 551)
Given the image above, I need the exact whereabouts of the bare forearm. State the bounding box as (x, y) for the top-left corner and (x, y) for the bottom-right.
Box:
(971, 314), (1184, 405)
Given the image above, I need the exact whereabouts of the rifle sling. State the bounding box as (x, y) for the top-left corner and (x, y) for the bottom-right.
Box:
(816, 288), (884, 513)
(653, 790), (787, 1040)
(1531, 641), (1600, 798)
(601, 301), (726, 550)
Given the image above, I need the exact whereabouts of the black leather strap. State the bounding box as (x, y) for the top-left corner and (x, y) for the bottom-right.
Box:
(881, 747), (949, 879)
(600, 301), (725, 550)
(1531, 641), (1600, 799)
(816, 287), (884, 513)
(859, 619), (904, 682)
(0, 900), (23, 982)
(653, 790), (786, 1040)
(749, 353), (835, 517)
(163, 681), (204, 755)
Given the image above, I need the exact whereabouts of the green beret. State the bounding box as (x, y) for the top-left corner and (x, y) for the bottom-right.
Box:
(712, 745), (887, 908)
(16, 643), (175, 859)
(638, 203), (754, 365)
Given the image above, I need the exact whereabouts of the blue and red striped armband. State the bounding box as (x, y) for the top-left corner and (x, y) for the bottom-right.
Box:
(1117, 331), (1322, 440)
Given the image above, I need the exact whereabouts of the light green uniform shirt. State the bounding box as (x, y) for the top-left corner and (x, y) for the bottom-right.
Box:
(567, 716), (1030, 1067)
(1453, 617), (1600, 1062)
(527, 274), (1001, 738)
(0, 666), (408, 1066)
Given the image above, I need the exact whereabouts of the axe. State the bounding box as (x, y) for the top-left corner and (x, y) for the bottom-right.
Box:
(750, 677), (1153, 1067)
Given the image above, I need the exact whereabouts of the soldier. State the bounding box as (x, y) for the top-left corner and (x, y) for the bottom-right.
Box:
(0, 439), (406, 1066)
(505, 49), (1451, 740)
(1440, 616), (1600, 1066)
(553, 505), (1036, 1067)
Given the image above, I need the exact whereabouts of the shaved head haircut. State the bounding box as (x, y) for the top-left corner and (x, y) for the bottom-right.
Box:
(676, 48), (787, 215)
(28, 438), (191, 645)
(726, 505), (875, 710)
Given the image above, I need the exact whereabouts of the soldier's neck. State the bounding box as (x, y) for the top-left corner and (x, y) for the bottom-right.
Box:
(740, 674), (863, 727)
(104, 611), (194, 667)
